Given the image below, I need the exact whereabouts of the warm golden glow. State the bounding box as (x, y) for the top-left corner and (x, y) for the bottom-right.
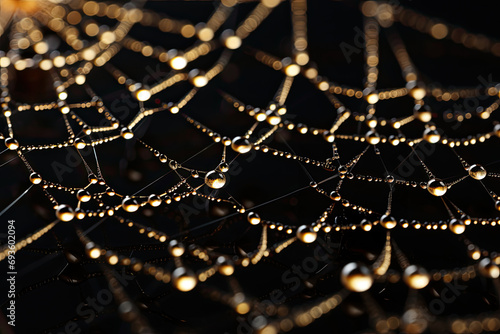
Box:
(204, 170), (226, 189)
(58, 92), (68, 101)
(148, 195), (162, 207)
(414, 107), (432, 122)
(427, 179), (447, 197)
(108, 254), (119, 265)
(197, 25), (214, 42)
(479, 258), (500, 278)
(120, 127), (134, 139)
(77, 189), (91, 202)
(135, 88), (151, 101)
(75, 75), (86, 85)
(56, 204), (75, 222)
(189, 70), (209, 87)
(468, 164), (487, 180)
(296, 225), (317, 243)
(0, 57), (11, 67)
(29, 172), (42, 185)
(304, 67), (317, 79)
(448, 219), (465, 234)
(403, 265), (430, 289)
(366, 93), (379, 104)
(365, 130), (381, 145)
(169, 55), (188, 70)
(122, 196), (139, 212)
(247, 212), (261, 225)
(60, 105), (70, 114)
(181, 24), (196, 38)
(168, 240), (186, 257)
(284, 63), (300, 77)
(430, 23), (448, 39)
(172, 267), (197, 292)
(341, 262), (373, 292)
(294, 51), (309, 66)
(231, 136), (252, 154)
(100, 31), (116, 44)
(379, 214), (397, 229)
(423, 127), (441, 143)
(2, 0), (40, 14)
(88, 248), (101, 259)
(235, 302), (250, 314)
(261, 0), (281, 8)
(410, 87), (426, 100)
(53, 56), (66, 68)
(33, 42), (49, 54)
(0, 2), (497, 332)
(5, 138), (19, 151)
(361, 219), (372, 231)
(74, 139), (86, 149)
(222, 30), (242, 50)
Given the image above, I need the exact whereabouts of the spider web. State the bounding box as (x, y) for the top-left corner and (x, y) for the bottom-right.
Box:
(1, 0), (500, 333)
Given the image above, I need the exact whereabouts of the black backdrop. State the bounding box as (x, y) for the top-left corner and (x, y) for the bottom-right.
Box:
(1, 1), (500, 333)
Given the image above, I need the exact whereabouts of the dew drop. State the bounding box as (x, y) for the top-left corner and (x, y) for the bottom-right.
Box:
(29, 172), (42, 184)
(218, 162), (229, 172)
(341, 262), (373, 292)
(380, 214), (397, 229)
(88, 173), (98, 184)
(5, 137), (19, 150)
(448, 218), (465, 234)
(172, 267), (197, 292)
(365, 130), (380, 145)
(361, 219), (372, 231)
(296, 225), (317, 243)
(478, 258), (500, 278)
(423, 127), (440, 143)
(77, 189), (91, 202)
(122, 196), (139, 212)
(329, 191), (341, 201)
(148, 194), (162, 207)
(56, 204), (75, 222)
(231, 136), (252, 154)
(427, 178), (447, 196)
(413, 104), (432, 122)
(120, 127), (134, 139)
(403, 265), (430, 289)
(168, 240), (185, 257)
(468, 164), (487, 180)
(247, 211), (261, 225)
(204, 170), (226, 189)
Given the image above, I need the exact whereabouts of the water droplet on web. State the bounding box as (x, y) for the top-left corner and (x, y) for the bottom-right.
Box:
(380, 214), (397, 229)
(29, 172), (42, 184)
(448, 218), (465, 234)
(247, 211), (261, 225)
(205, 170), (226, 189)
(231, 136), (252, 154)
(340, 262), (373, 292)
(148, 194), (162, 207)
(5, 137), (19, 150)
(56, 204), (75, 222)
(468, 164), (487, 180)
(296, 225), (317, 243)
(218, 162), (229, 172)
(122, 196), (139, 212)
(77, 189), (91, 202)
(427, 178), (447, 196)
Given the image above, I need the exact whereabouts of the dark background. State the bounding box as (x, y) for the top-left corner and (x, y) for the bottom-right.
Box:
(1, 0), (500, 333)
